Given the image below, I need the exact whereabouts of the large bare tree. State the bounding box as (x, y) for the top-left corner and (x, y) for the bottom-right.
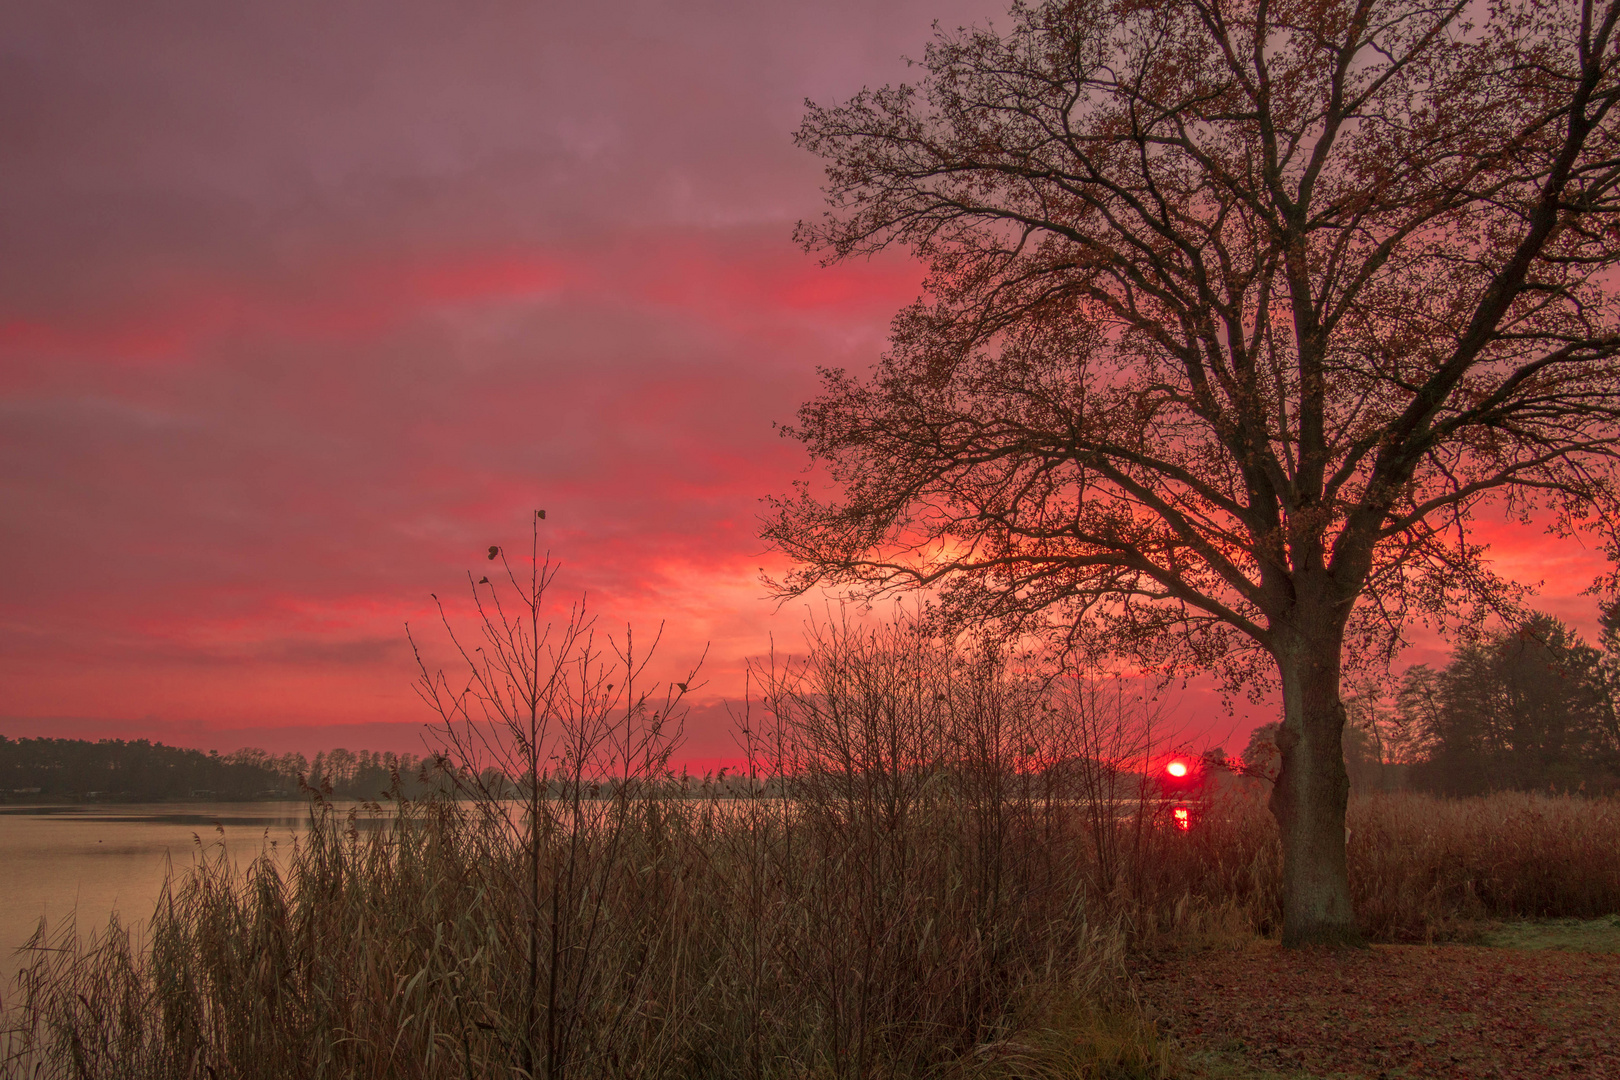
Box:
(765, 0), (1620, 945)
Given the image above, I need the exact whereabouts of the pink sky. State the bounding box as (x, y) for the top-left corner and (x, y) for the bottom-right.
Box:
(2, 0), (1612, 764)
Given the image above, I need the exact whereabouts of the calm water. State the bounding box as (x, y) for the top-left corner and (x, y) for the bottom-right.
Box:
(0, 801), (360, 995)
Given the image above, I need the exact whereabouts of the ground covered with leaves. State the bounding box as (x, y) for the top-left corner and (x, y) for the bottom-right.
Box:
(1137, 920), (1620, 1079)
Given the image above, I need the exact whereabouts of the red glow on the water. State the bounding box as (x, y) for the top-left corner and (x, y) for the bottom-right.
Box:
(1173, 807), (1191, 831)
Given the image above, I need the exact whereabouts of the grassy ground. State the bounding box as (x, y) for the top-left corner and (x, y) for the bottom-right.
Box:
(1478, 914), (1620, 952)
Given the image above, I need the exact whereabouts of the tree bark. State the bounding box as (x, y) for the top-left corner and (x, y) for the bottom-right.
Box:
(1269, 614), (1363, 947)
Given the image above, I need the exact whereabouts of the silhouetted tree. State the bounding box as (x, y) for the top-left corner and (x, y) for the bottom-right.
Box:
(770, 0), (1620, 944)
(1242, 723), (1282, 783)
(1404, 615), (1620, 793)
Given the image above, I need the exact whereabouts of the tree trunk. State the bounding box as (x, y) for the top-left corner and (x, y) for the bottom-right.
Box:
(1269, 616), (1363, 947)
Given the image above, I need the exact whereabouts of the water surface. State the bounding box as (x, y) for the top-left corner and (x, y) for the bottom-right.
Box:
(0, 800), (348, 996)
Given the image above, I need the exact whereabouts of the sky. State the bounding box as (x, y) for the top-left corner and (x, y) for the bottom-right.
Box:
(2, 0), (1613, 764)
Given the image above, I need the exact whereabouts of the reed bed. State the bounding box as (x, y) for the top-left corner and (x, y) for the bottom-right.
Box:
(1116, 787), (1620, 943)
(5, 787), (1618, 1078)
(1, 788), (1173, 1080)
(1347, 790), (1620, 941)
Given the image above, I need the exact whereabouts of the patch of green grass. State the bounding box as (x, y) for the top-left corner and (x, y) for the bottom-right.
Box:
(1479, 914), (1620, 952)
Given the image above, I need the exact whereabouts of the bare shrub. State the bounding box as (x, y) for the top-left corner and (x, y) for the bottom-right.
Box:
(746, 615), (1125, 1075)
(408, 515), (703, 1078)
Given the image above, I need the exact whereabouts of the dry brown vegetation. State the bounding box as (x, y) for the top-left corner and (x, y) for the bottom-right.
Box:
(3, 616), (1618, 1079)
(1127, 788), (1620, 946)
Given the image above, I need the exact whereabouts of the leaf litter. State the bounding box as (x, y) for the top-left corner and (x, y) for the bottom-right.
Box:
(1137, 927), (1620, 1079)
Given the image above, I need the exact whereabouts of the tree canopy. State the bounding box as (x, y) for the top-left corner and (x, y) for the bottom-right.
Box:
(769, 0), (1620, 679)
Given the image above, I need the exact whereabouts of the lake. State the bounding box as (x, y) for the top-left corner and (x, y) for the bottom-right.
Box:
(0, 800), (350, 998)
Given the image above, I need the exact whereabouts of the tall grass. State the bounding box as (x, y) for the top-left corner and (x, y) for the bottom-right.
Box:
(1100, 786), (1620, 944)
(0, 788), (1156, 1078)
(1348, 790), (1620, 940)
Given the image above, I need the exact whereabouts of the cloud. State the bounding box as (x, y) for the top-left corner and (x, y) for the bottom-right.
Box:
(0, 219), (921, 746)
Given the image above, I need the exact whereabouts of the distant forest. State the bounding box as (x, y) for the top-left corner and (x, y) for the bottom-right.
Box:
(0, 740), (444, 802)
(1246, 606), (1620, 796)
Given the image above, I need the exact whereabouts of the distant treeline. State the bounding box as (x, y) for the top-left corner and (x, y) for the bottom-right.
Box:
(1246, 605), (1620, 796)
(0, 739), (447, 802)
(0, 737), (784, 804)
